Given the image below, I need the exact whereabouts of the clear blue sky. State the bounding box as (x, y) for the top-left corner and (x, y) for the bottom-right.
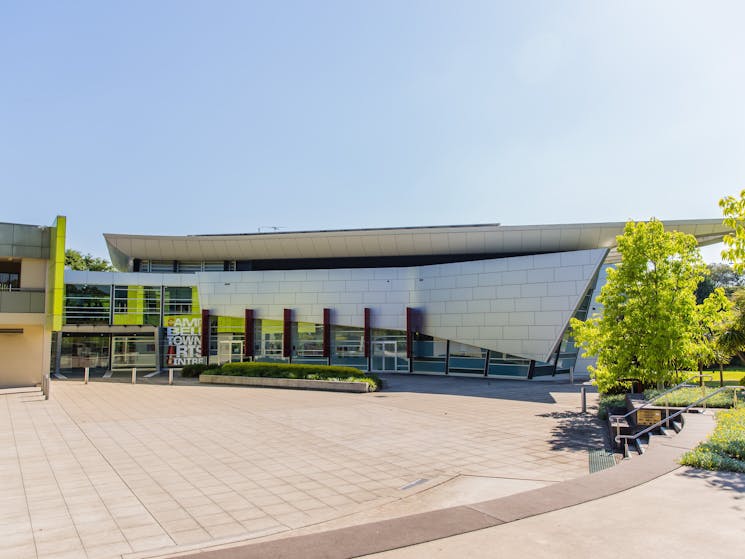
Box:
(2, 1), (744, 262)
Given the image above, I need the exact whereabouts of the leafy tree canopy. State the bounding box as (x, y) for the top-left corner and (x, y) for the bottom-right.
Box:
(571, 220), (728, 392)
(720, 189), (745, 272)
(696, 263), (745, 302)
(65, 249), (114, 271)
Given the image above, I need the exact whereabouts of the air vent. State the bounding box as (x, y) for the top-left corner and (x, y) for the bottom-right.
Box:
(0, 328), (23, 334)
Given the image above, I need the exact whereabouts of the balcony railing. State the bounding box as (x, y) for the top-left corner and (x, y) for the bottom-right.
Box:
(0, 287), (45, 313)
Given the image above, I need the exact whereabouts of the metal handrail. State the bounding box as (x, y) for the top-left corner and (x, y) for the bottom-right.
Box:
(615, 385), (745, 458)
(609, 373), (713, 427)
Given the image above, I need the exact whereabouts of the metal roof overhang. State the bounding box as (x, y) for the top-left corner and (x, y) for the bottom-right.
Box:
(104, 219), (730, 270)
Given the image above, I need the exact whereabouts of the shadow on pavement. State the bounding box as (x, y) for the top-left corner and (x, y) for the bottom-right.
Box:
(376, 373), (597, 404)
(537, 409), (609, 452)
(680, 468), (745, 498)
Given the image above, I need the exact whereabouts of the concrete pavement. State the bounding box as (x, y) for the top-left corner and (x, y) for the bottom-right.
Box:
(0, 374), (606, 559)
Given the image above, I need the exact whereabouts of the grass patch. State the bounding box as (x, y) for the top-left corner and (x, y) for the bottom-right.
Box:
(678, 369), (744, 387)
(680, 407), (745, 473)
(645, 387), (738, 408)
(207, 362), (382, 391)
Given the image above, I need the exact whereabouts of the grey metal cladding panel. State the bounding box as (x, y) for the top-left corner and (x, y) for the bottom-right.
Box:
(12, 224), (44, 247)
(0, 291), (45, 313)
(0, 224), (13, 244)
(12, 245), (45, 259)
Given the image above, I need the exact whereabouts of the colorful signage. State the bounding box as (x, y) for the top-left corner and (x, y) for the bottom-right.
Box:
(164, 315), (203, 366)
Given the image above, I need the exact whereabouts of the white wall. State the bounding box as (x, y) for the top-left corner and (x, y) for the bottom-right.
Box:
(196, 249), (607, 362)
(0, 323), (47, 387)
(20, 258), (47, 289)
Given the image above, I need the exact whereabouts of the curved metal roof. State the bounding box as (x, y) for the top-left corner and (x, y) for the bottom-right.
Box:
(104, 219), (729, 271)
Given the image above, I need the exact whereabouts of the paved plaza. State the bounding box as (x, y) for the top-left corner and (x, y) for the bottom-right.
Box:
(0, 375), (604, 559)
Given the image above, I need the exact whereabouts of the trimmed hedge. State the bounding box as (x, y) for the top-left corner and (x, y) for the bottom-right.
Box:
(645, 387), (738, 409)
(211, 362), (382, 391)
(181, 363), (213, 378)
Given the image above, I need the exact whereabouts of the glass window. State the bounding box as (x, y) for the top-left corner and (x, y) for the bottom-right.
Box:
(293, 322), (325, 363)
(112, 286), (161, 326)
(448, 341), (486, 374)
(64, 284), (111, 324)
(0, 261), (21, 290)
(412, 333), (447, 374)
(164, 286), (197, 315)
(331, 325), (367, 370)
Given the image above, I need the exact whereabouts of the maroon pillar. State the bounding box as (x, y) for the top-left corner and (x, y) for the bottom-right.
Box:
(323, 308), (331, 358)
(200, 309), (210, 357)
(406, 307), (414, 359)
(244, 309), (254, 357)
(364, 308), (371, 358)
(283, 308), (292, 358)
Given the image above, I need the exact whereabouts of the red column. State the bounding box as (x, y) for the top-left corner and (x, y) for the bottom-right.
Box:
(200, 309), (210, 357)
(323, 308), (331, 358)
(244, 309), (254, 357)
(364, 308), (371, 358)
(283, 308), (292, 358)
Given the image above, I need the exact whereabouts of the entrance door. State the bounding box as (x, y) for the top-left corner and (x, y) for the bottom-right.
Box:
(218, 340), (244, 364)
(111, 335), (156, 370)
(371, 341), (397, 372)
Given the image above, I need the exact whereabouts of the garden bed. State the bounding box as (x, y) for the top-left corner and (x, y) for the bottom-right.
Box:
(680, 407), (745, 473)
(192, 361), (381, 392)
(199, 374), (373, 392)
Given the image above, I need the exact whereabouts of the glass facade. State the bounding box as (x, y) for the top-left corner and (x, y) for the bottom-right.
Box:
(64, 284), (111, 324)
(331, 326), (367, 370)
(56, 274), (594, 378)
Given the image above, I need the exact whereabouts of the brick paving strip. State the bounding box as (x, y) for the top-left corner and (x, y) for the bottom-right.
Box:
(169, 413), (714, 559)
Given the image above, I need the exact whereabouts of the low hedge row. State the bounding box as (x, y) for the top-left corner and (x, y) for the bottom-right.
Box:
(181, 363), (213, 378)
(645, 387), (738, 409)
(197, 361), (382, 390)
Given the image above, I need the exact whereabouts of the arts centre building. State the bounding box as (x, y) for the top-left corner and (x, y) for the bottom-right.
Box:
(43, 219), (726, 383)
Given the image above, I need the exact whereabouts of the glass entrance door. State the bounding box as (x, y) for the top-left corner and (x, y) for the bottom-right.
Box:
(371, 341), (397, 372)
(111, 335), (156, 370)
(218, 340), (244, 364)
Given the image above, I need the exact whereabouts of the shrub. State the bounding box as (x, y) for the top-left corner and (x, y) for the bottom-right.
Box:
(680, 408), (745, 473)
(598, 393), (627, 420)
(180, 363), (212, 378)
(208, 362), (381, 390)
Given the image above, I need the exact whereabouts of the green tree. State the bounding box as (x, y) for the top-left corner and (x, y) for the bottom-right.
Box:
(720, 189), (745, 272)
(696, 263), (745, 302)
(65, 249), (114, 271)
(692, 287), (732, 372)
(571, 220), (724, 392)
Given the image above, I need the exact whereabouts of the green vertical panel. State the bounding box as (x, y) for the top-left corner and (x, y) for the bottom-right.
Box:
(113, 285), (145, 325)
(47, 216), (66, 331)
(191, 286), (200, 314)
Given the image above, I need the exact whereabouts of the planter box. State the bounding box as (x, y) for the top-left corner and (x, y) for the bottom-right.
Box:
(199, 374), (372, 393)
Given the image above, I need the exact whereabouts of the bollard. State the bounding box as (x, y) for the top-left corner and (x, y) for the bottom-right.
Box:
(580, 386), (587, 413)
(132, 367), (137, 384)
(84, 367), (89, 384)
(168, 368), (173, 385)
